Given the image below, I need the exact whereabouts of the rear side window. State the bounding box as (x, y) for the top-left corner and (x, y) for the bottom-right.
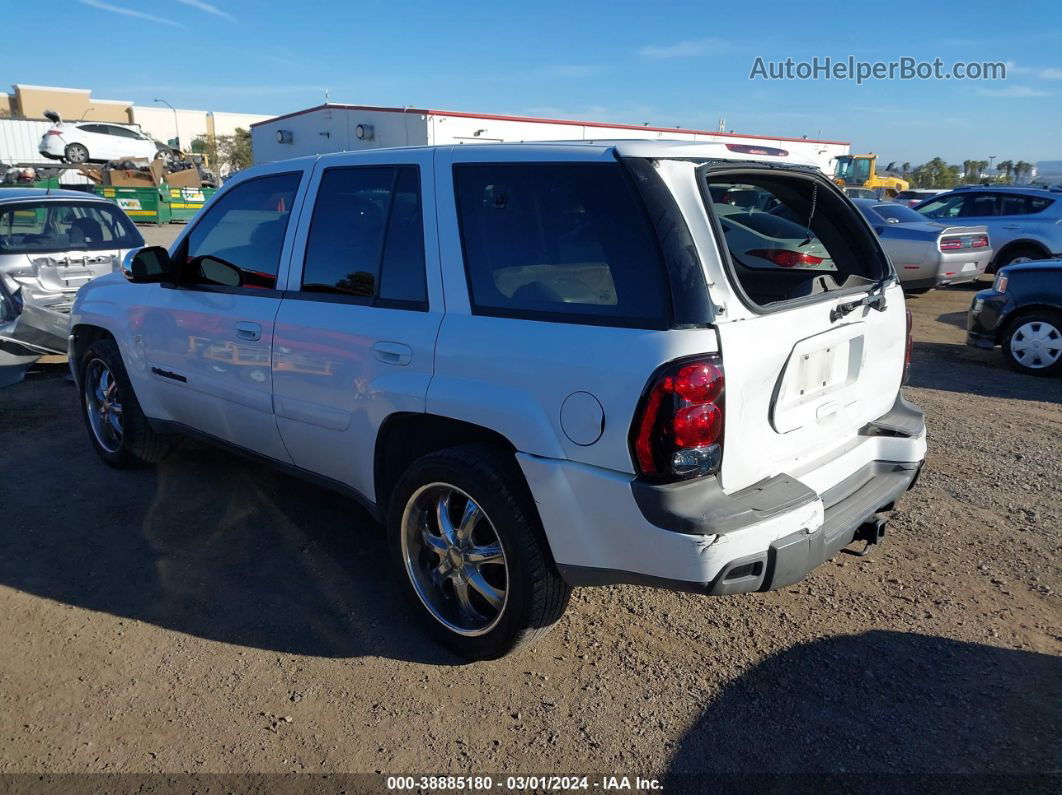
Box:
(453, 163), (668, 328)
(301, 165), (427, 307)
(705, 172), (888, 308)
(183, 172), (300, 290)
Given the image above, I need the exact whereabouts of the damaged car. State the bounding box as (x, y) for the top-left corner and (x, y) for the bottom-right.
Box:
(0, 188), (143, 387)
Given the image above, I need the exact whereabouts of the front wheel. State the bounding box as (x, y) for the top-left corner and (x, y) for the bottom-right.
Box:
(1002, 311), (1062, 376)
(388, 445), (571, 660)
(79, 338), (172, 467)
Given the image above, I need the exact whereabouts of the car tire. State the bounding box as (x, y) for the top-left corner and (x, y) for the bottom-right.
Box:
(64, 143), (89, 164)
(78, 338), (172, 467)
(992, 246), (1043, 273)
(1002, 310), (1062, 377)
(387, 444), (572, 660)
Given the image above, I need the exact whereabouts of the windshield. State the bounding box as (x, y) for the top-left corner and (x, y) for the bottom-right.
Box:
(0, 201), (143, 254)
(869, 203), (926, 223)
(833, 157), (872, 184)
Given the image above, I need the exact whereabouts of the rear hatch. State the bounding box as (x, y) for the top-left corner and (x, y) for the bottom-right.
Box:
(697, 164), (906, 492)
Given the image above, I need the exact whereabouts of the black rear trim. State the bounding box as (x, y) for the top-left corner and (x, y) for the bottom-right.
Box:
(622, 157), (712, 327)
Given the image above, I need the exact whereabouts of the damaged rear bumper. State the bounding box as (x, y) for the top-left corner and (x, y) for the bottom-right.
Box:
(1, 286), (70, 387)
(519, 393), (927, 595)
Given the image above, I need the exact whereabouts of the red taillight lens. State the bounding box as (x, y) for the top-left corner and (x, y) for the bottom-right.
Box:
(902, 309), (913, 385)
(747, 249), (824, 268)
(632, 356), (725, 481)
(971, 235), (989, 248)
(46, 130), (63, 136)
(939, 237), (962, 251)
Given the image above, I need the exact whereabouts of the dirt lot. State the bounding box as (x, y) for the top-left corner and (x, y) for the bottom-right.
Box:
(0, 248), (1059, 784)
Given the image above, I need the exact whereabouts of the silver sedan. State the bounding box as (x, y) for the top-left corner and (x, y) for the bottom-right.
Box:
(852, 199), (993, 294)
(0, 188), (143, 386)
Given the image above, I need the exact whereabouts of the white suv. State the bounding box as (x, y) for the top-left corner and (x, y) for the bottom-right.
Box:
(68, 141), (927, 659)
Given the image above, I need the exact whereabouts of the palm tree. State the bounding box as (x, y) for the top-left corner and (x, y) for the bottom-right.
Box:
(997, 160), (1014, 183)
(902, 161), (911, 179)
(1014, 161), (1033, 184)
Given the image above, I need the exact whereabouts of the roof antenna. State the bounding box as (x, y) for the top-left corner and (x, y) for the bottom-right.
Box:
(324, 88), (330, 104)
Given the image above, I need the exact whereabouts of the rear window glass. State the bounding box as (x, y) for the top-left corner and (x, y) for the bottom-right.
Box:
(453, 163), (669, 328)
(705, 173), (887, 308)
(0, 200), (143, 254)
(869, 203), (925, 223)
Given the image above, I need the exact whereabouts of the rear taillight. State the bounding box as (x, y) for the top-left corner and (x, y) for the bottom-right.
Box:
(971, 234), (989, 248)
(632, 357), (724, 481)
(902, 309), (913, 385)
(939, 237), (962, 251)
(45, 130), (63, 136)
(747, 249), (824, 268)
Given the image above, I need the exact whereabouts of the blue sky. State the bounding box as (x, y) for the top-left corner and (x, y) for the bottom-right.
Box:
(6, 0), (1061, 164)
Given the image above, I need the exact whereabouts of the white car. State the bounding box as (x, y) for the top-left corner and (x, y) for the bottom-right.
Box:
(68, 140), (927, 659)
(39, 122), (166, 164)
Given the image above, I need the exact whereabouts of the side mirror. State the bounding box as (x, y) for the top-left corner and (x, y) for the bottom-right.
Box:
(122, 246), (172, 283)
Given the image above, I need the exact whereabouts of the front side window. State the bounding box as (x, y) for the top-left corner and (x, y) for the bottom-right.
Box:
(181, 172), (300, 290)
(0, 201), (144, 254)
(917, 194), (966, 219)
(453, 162), (668, 328)
(301, 165), (427, 306)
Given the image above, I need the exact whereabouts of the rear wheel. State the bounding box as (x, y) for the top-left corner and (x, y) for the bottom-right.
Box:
(1002, 311), (1062, 376)
(388, 445), (571, 660)
(79, 338), (172, 467)
(64, 143), (89, 164)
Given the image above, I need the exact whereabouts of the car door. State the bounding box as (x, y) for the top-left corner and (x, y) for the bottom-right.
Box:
(137, 163), (311, 462)
(73, 124), (111, 160)
(106, 124), (152, 159)
(271, 149), (443, 499)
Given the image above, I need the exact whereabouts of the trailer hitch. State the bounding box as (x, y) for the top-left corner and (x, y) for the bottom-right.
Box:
(843, 513), (888, 557)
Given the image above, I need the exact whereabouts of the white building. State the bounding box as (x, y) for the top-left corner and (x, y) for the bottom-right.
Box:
(251, 104), (849, 173)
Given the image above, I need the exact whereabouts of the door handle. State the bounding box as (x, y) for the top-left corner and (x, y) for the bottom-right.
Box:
(234, 321), (262, 341)
(1001, 224), (1020, 230)
(373, 341), (412, 366)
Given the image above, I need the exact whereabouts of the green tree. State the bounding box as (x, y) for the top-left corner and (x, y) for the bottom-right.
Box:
(1014, 160), (1033, 184)
(911, 157), (961, 189)
(996, 160), (1014, 183)
(215, 127), (253, 174)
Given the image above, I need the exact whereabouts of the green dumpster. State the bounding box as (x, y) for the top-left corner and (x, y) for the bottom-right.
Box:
(160, 186), (217, 222)
(94, 186), (170, 225)
(94, 185), (216, 224)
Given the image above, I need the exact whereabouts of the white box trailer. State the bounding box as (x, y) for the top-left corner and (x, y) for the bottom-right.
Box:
(251, 104), (849, 173)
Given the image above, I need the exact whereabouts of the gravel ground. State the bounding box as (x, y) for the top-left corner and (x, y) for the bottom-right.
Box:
(0, 264), (1059, 783)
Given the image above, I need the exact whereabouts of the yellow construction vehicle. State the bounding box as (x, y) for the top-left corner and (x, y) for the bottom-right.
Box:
(832, 154), (909, 197)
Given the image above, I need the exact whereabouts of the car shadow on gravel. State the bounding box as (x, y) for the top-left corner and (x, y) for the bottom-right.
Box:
(0, 392), (462, 665)
(907, 342), (1061, 403)
(665, 630), (1061, 784)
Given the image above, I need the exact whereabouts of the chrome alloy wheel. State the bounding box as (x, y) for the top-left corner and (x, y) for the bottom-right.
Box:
(84, 358), (124, 453)
(400, 483), (509, 636)
(1010, 320), (1062, 370)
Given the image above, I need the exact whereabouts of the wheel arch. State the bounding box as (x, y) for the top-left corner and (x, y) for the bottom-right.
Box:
(991, 239), (1051, 272)
(998, 303), (1062, 343)
(374, 413), (518, 512)
(69, 324), (115, 386)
